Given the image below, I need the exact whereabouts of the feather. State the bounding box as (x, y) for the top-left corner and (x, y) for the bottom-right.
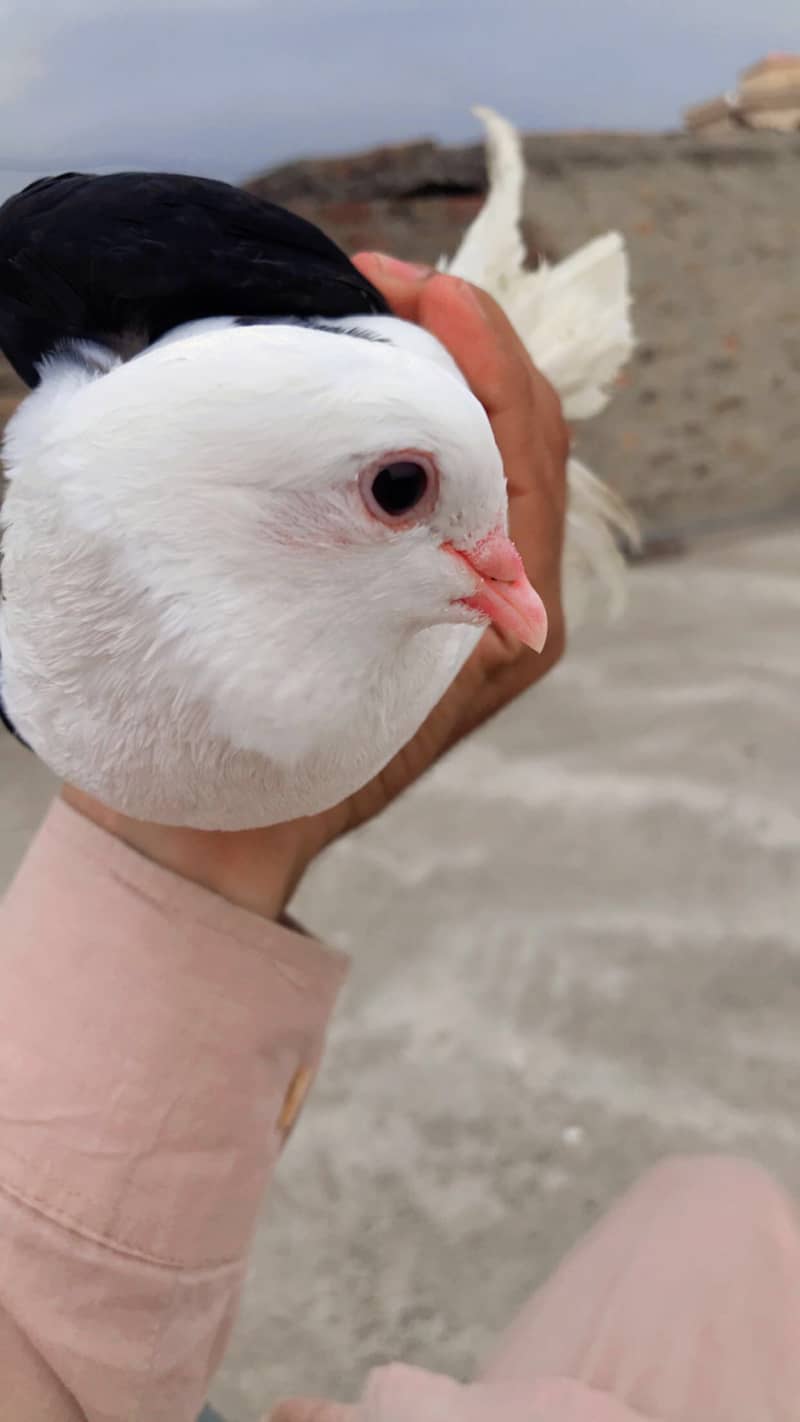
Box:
(0, 172), (390, 387)
(443, 106), (639, 622)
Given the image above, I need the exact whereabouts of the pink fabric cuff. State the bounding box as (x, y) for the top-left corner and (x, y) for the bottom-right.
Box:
(0, 798), (349, 1268)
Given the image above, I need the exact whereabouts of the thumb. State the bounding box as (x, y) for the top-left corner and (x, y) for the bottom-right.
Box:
(267, 1399), (357, 1422)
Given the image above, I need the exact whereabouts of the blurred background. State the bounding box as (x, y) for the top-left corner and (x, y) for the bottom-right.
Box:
(1, 3), (799, 1419)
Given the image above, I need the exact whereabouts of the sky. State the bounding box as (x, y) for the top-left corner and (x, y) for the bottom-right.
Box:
(0, 0), (797, 203)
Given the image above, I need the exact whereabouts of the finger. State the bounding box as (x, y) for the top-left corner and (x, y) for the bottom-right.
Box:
(354, 253), (560, 438)
(422, 281), (566, 526)
(353, 256), (566, 540)
(351, 251), (435, 324)
(417, 284), (567, 644)
(416, 281), (566, 515)
(418, 276), (535, 423)
(354, 255), (533, 420)
(355, 260), (547, 499)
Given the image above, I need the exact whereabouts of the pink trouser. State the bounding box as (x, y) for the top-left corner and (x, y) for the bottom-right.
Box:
(275, 1155), (800, 1421)
(481, 1153), (800, 1418)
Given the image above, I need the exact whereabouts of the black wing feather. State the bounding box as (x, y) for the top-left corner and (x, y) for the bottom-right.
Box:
(0, 171), (390, 386)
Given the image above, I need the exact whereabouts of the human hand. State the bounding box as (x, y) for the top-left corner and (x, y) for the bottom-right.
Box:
(63, 258), (568, 916)
(334, 254), (568, 826)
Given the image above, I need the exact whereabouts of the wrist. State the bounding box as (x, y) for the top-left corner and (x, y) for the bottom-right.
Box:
(60, 785), (309, 920)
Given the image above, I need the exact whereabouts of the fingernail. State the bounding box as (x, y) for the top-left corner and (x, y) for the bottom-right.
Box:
(362, 253), (434, 280)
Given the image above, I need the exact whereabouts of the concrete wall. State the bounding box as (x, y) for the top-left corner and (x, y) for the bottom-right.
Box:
(2, 132), (798, 546)
(514, 134), (800, 542)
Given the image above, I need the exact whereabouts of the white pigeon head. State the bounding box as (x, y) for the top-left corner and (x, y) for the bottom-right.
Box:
(1, 317), (546, 825)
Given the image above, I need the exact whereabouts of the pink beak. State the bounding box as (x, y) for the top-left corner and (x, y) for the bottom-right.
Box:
(445, 531), (549, 653)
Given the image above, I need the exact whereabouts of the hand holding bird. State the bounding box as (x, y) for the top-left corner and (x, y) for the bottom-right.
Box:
(63, 263), (569, 918)
(1, 108), (632, 835)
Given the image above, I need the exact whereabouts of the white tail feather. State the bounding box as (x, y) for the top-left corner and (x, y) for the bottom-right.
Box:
(442, 107), (638, 624)
(440, 106), (528, 289)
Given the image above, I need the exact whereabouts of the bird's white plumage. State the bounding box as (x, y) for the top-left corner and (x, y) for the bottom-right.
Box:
(0, 109), (636, 829)
(1, 324), (496, 825)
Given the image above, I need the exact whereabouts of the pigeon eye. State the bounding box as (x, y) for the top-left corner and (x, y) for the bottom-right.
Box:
(372, 462), (428, 515)
(360, 455), (438, 525)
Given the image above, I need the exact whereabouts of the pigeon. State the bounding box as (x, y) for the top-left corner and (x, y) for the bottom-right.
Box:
(0, 109), (634, 830)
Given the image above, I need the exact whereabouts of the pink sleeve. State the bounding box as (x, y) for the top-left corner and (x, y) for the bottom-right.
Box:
(0, 799), (348, 1422)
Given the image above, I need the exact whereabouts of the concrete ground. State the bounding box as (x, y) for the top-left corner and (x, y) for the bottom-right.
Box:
(2, 527), (799, 1420)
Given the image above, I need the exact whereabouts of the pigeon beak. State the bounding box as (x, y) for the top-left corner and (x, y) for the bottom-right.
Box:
(444, 531), (549, 653)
